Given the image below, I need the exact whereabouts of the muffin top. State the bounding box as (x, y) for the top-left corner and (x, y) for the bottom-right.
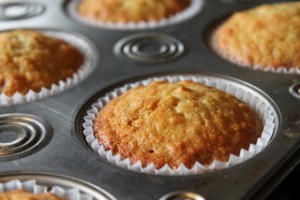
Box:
(77, 0), (190, 23)
(0, 30), (84, 96)
(0, 189), (64, 200)
(212, 2), (300, 69)
(93, 80), (263, 169)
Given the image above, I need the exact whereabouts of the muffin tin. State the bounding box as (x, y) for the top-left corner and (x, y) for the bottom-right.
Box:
(0, 0), (300, 199)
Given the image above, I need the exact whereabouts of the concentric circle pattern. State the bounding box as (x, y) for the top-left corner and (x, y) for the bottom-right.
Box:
(0, 2), (45, 20)
(0, 113), (52, 160)
(114, 33), (184, 63)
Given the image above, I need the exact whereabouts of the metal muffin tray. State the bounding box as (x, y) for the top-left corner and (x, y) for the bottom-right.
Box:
(0, 0), (300, 199)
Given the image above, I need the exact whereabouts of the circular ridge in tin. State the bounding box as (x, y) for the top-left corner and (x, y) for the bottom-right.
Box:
(0, 113), (52, 161)
(114, 33), (184, 63)
(289, 82), (300, 100)
(0, 2), (45, 20)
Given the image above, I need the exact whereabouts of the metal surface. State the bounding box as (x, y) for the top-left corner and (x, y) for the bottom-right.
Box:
(0, 0), (299, 200)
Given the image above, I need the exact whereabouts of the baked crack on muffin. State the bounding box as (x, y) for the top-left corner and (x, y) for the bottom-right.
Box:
(0, 30), (84, 96)
(77, 0), (191, 23)
(93, 80), (263, 169)
(212, 1), (300, 69)
(0, 189), (64, 200)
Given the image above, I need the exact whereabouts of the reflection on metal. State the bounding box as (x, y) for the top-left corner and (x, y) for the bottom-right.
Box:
(159, 191), (206, 200)
(0, 113), (52, 161)
(289, 82), (300, 100)
(0, 2), (45, 20)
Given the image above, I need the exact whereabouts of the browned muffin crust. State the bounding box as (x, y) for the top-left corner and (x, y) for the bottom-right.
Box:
(0, 189), (64, 200)
(0, 30), (84, 96)
(77, 0), (190, 23)
(93, 80), (263, 169)
(212, 1), (300, 69)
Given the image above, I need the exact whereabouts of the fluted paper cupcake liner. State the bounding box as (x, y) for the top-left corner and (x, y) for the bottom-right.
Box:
(0, 179), (93, 200)
(250, 65), (300, 74)
(0, 29), (96, 106)
(68, 0), (203, 30)
(83, 74), (277, 175)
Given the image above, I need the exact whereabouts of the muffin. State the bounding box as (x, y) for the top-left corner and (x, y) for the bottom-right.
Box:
(212, 2), (300, 70)
(76, 0), (191, 23)
(93, 80), (263, 169)
(0, 189), (63, 200)
(0, 29), (84, 97)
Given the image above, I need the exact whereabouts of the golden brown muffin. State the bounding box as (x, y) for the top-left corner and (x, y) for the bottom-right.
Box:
(93, 80), (263, 169)
(77, 0), (190, 23)
(212, 2), (300, 69)
(0, 189), (64, 200)
(0, 30), (84, 96)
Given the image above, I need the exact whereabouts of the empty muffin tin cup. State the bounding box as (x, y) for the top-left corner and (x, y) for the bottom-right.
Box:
(82, 74), (278, 175)
(0, 113), (52, 161)
(0, 29), (97, 106)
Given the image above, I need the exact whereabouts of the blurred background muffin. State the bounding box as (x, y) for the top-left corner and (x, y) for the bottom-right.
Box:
(212, 2), (300, 71)
(0, 29), (84, 97)
(76, 0), (191, 23)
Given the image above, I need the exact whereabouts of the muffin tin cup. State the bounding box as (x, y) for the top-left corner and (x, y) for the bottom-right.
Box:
(67, 0), (204, 30)
(0, 172), (117, 200)
(0, 29), (96, 106)
(0, 179), (94, 199)
(82, 74), (277, 175)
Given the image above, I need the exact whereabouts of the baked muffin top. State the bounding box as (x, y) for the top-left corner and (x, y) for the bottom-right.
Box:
(93, 80), (263, 169)
(0, 30), (84, 96)
(0, 189), (63, 200)
(212, 2), (300, 69)
(77, 0), (190, 23)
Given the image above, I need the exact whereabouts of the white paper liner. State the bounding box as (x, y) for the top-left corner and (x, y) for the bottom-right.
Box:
(210, 31), (300, 74)
(0, 179), (94, 200)
(0, 29), (96, 106)
(82, 74), (277, 175)
(67, 0), (203, 30)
